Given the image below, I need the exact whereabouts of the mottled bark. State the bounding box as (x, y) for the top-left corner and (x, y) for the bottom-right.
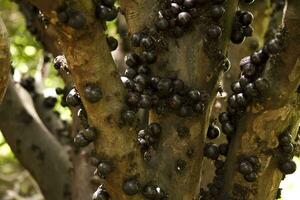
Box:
(0, 17), (10, 103)
(0, 80), (72, 200)
(220, 1), (300, 199)
(120, 0), (238, 199)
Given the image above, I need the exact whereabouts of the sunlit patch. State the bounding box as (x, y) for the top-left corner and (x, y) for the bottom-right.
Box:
(24, 46), (36, 56)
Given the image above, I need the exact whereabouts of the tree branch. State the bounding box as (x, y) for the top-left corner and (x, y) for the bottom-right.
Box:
(220, 0), (300, 199)
(0, 17), (10, 103)
(120, 0), (239, 199)
(0, 80), (72, 200)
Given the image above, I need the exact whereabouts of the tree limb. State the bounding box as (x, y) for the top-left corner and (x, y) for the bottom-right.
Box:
(221, 0), (300, 199)
(120, 0), (239, 199)
(0, 80), (72, 200)
(0, 17), (10, 103)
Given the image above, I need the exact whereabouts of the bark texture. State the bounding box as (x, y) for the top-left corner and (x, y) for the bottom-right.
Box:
(0, 17), (10, 103)
(0, 80), (72, 200)
(220, 1), (300, 199)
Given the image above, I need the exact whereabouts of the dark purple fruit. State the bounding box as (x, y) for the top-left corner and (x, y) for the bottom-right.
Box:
(84, 84), (102, 103)
(74, 133), (89, 147)
(204, 143), (219, 160)
(207, 124), (220, 140)
(244, 171), (257, 182)
(177, 12), (192, 26)
(106, 36), (118, 51)
(279, 160), (296, 175)
(123, 178), (140, 195)
(207, 25), (222, 39)
(239, 161), (253, 175)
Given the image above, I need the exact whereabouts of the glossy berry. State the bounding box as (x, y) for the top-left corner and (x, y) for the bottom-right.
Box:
(124, 68), (137, 79)
(156, 18), (169, 30)
(194, 102), (205, 113)
(242, 63), (256, 77)
(173, 79), (184, 93)
(236, 93), (247, 107)
(231, 81), (243, 93)
(210, 5), (225, 19)
(123, 178), (140, 195)
(148, 123), (162, 137)
(278, 133), (292, 145)
(207, 124), (220, 140)
(141, 51), (157, 64)
(137, 65), (150, 75)
(239, 75), (250, 89)
(231, 30), (245, 44)
(84, 84), (102, 103)
(82, 127), (97, 141)
(204, 143), (219, 160)
(255, 78), (270, 94)
(140, 36), (154, 50)
(188, 89), (201, 101)
(169, 94), (182, 109)
(127, 92), (140, 105)
(122, 110), (136, 123)
(239, 11), (253, 26)
(280, 143), (294, 154)
(219, 143), (228, 156)
(239, 161), (253, 175)
(222, 122), (235, 135)
(92, 186), (110, 200)
(228, 94), (238, 108)
(131, 33), (141, 47)
(177, 12), (192, 26)
(183, 0), (195, 8)
(267, 39), (282, 54)
(242, 26), (253, 37)
(142, 184), (157, 199)
(219, 112), (230, 124)
(96, 5), (118, 21)
(66, 88), (81, 107)
(279, 160), (296, 174)
(250, 50), (267, 65)
(244, 83), (258, 98)
(207, 25), (222, 39)
(139, 95), (152, 108)
(106, 36), (118, 51)
(98, 161), (113, 177)
(74, 133), (89, 147)
(125, 53), (140, 68)
(244, 171), (257, 182)
(157, 78), (173, 95)
(54, 55), (67, 70)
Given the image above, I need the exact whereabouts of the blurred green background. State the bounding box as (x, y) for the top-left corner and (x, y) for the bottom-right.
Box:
(0, 0), (298, 199)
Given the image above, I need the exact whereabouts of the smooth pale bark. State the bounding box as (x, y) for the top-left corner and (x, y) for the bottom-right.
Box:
(0, 81), (72, 200)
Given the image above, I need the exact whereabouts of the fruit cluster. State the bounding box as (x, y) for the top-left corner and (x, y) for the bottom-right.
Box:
(277, 132), (297, 175)
(137, 123), (162, 161)
(237, 155), (261, 182)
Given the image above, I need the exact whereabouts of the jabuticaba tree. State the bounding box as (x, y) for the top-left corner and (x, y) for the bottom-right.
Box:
(0, 0), (299, 200)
